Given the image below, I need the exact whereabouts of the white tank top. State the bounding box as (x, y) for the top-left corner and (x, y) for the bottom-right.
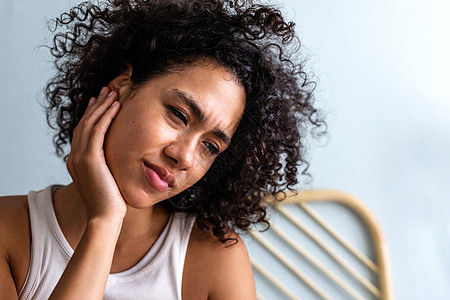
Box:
(19, 186), (195, 300)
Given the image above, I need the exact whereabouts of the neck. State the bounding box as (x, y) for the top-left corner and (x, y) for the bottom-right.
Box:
(119, 202), (170, 245)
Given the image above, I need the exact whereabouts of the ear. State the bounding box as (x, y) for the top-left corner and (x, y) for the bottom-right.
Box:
(107, 64), (133, 93)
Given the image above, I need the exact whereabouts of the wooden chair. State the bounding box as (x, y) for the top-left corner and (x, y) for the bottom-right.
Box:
(244, 190), (393, 300)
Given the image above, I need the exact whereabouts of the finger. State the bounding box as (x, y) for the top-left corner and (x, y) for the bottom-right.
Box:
(88, 97), (97, 106)
(72, 94), (101, 141)
(87, 101), (121, 152)
(82, 88), (115, 122)
(71, 87), (109, 148)
(80, 86), (111, 123)
(88, 91), (117, 121)
(78, 91), (118, 148)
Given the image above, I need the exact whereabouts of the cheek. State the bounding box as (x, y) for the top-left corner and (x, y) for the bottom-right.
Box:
(111, 111), (172, 147)
(132, 116), (177, 147)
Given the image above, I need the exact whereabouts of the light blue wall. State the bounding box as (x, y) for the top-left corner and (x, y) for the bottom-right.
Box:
(0, 0), (75, 192)
(1, 0), (449, 299)
(289, 1), (450, 299)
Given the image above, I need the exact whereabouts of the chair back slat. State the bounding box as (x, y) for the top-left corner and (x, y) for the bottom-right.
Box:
(248, 190), (393, 299)
(298, 202), (378, 272)
(251, 231), (334, 300)
(252, 259), (302, 300)
(271, 224), (367, 300)
(277, 206), (381, 298)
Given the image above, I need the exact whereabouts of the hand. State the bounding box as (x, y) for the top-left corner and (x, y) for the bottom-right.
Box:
(67, 87), (126, 222)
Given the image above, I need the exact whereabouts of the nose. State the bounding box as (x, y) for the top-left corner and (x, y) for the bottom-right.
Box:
(164, 136), (197, 170)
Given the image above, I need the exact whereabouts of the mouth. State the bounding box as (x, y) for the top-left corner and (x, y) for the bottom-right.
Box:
(143, 161), (175, 192)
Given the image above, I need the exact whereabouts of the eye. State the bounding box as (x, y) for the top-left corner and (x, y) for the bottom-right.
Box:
(169, 106), (188, 125)
(204, 142), (219, 155)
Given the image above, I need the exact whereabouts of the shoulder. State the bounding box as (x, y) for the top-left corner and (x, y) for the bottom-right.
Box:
(0, 195), (31, 295)
(182, 223), (256, 300)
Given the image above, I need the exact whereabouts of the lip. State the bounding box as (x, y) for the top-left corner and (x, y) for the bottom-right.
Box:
(142, 161), (175, 192)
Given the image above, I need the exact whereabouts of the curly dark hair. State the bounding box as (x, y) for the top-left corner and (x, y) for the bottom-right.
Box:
(45, 0), (325, 243)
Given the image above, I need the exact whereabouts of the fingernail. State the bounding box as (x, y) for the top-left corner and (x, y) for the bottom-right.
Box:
(100, 87), (107, 95)
(88, 97), (96, 105)
(111, 101), (119, 107)
(107, 91), (114, 98)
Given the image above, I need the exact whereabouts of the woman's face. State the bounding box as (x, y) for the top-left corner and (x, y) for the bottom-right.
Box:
(104, 61), (246, 208)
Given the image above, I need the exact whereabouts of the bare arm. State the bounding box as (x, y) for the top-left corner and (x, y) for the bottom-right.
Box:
(0, 223), (19, 299)
(49, 217), (122, 299)
(208, 236), (256, 300)
(0, 194), (31, 298)
(0, 89), (124, 300)
(49, 87), (125, 299)
(0, 257), (18, 299)
(183, 228), (257, 300)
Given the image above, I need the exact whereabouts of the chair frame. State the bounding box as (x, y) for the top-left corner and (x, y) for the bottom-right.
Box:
(250, 190), (393, 300)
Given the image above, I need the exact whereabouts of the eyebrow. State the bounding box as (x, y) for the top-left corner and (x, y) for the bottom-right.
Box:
(169, 89), (232, 146)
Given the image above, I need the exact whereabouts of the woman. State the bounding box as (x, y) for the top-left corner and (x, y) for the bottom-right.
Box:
(0, 0), (324, 298)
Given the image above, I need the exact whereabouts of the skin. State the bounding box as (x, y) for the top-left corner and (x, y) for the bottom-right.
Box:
(0, 60), (256, 299)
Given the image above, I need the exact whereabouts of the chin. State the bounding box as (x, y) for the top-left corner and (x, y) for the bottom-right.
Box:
(121, 185), (174, 209)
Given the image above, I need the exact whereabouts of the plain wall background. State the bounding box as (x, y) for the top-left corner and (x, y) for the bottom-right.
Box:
(1, 0), (449, 299)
